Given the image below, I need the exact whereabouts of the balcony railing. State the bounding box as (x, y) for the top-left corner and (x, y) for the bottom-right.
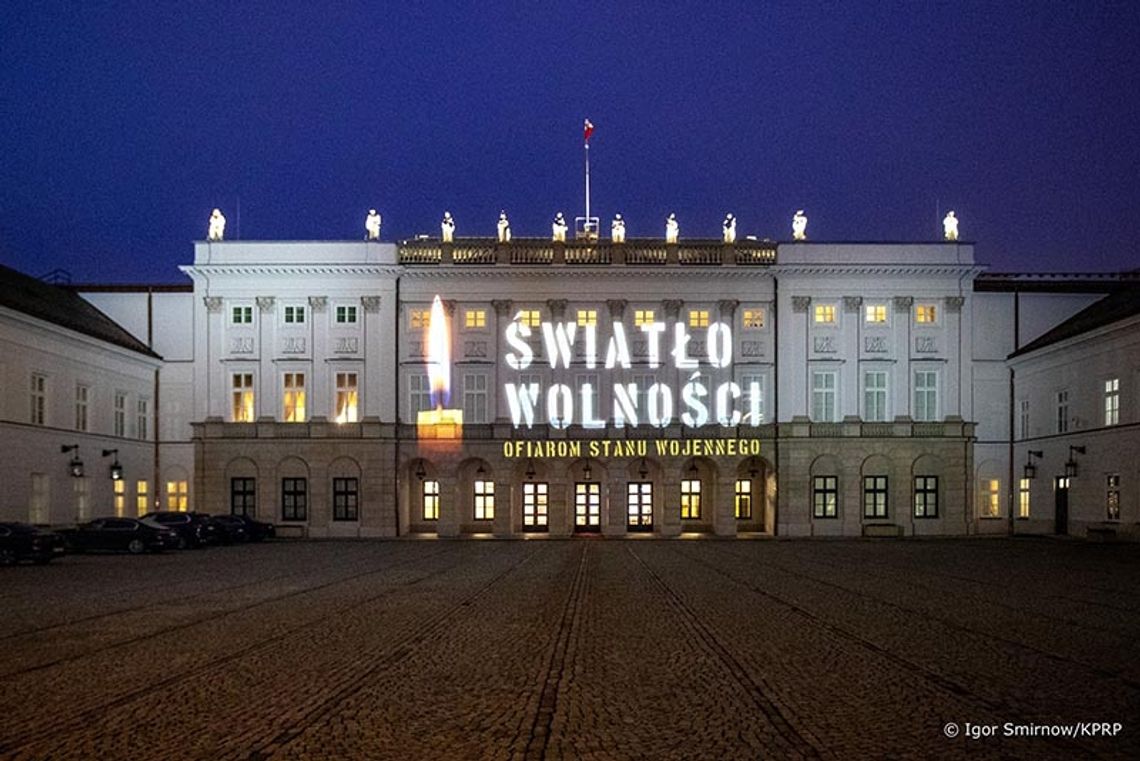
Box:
(397, 238), (777, 267)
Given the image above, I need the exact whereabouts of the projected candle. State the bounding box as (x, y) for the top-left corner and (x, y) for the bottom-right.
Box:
(417, 295), (463, 439)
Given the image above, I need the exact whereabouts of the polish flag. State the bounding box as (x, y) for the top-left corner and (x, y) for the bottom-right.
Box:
(583, 119), (594, 143)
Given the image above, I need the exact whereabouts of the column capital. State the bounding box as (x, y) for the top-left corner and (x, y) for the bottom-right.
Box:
(663, 299), (684, 318)
(791, 296), (811, 313)
(893, 296), (914, 312)
(945, 296), (965, 313)
(308, 296), (328, 312)
(492, 299), (513, 317)
(360, 296), (382, 313)
(606, 299), (627, 319)
(843, 296), (863, 312)
(546, 299), (568, 319)
(203, 296), (224, 313)
(255, 296), (276, 313)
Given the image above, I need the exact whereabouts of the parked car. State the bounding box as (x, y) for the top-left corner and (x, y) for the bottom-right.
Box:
(141, 511), (216, 548)
(206, 514), (248, 544)
(0, 522), (66, 565)
(230, 514), (276, 542)
(59, 518), (178, 554)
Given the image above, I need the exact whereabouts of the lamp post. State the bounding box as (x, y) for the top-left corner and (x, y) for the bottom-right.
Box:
(60, 444), (83, 478)
(102, 449), (123, 481)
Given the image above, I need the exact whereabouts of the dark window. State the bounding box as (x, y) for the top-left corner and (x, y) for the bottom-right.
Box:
(333, 477), (359, 521)
(231, 477), (256, 517)
(914, 476), (938, 518)
(863, 476), (888, 518)
(282, 478), (307, 521)
(813, 476), (838, 518)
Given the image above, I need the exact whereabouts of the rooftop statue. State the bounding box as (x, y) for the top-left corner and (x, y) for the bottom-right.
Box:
(665, 213), (679, 244)
(723, 213), (736, 244)
(441, 211), (456, 243)
(943, 210), (959, 241)
(497, 211), (511, 243)
(207, 208), (226, 241)
(552, 212), (568, 243)
(792, 209), (808, 241)
(611, 214), (626, 244)
(365, 209), (382, 241)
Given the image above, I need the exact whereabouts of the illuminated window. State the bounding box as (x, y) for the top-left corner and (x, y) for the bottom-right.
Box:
(465, 309), (486, 329)
(474, 479), (495, 521)
(463, 374), (488, 423)
(30, 373), (47, 426)
(634, 309), (656, 326)
(410, 309), (431, 329)
(688, 310), (710, 328)
(915, 304), (937, 323)
(681, 478), (701, 520)
(283, 372), (306, 422)
(863, 476), (888, 519)
(742, 373), (765, 424)
(517, 310), (542, 328)
(863, 370), (888, 422)
(575, 482), (600, 528)
(30, 474), (49, 524)
(1106, 475), (1121, 521)
(137, 398), (150, 439)
(1018, 478), (1030, 519)
(1056, 390), (1069, 433)
(283, 305), (306, 324)
(576, 309), (598, 327)
(336, 305), (358, 324)
(742, 309), (765, 329)
(281, 477), (307, 521)
(113, 392), (127, 437)
(409, 374), (432, 417)
(914, 476), (938, 518)
(865, 304), (887, 324)
(136, 480), (149, 516)
(422, 480), (440, 521)
(523, 482), (548, 529)
(814, 304), (836, 324)
(627, 482), (652, 529)
(813, 476), (838, 518)
(231, 477), (256, 517)
(914, 370), (938, 422)
(166, 480), (188, 512)
(231, 373), (255, 422)
(811, 370), (837, 422)
(335, 372), (359, 423)
(75, 384), (89, 432)
(231, 306), (253, 324)
(75, 477), (90, 521)
(734, 479), (752, 519)
(980, 478), (1000, 518)
(333, 477), (359, 521)
(1105, 378), (1119, 426)
(113, 479), (126, 518)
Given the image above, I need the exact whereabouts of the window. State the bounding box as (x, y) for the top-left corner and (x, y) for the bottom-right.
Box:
(30, 474), (49, 524)
(409, 374), (432, 417)
(30, 373), (47, 425)
(864, 370), (888, 422)
(576, 373), (600, 418)
(914, 476), (938, 518)
(634, 309), (655, 326)
(523, 482), (548, 529)
(422, 480), (440, 521)
(282, 477), (307, 521)
(688, 310), (709, 328)
(1056, 390), (1069, 433)
(283, 373), (306, 422)
(113, 479), (126, 517)
(863, 476), (888, 519)
(283, 305), (306, 324)
(75, 477), (90, 522)
(113, 392), (127, 437)
(463, 374), (488, 423)
(627, 482), (652, 529)
(1106, 475), (1121, 521)
(1018, 477), (1030, 519)
(516, 310), (541, 328)
(980, 478), (1000, 518)
(915, 304), (937, 323)
(734, 479), (752, 519)
(742, 309), (765, 329)
(474, 479), (495, 521)
(865, 304), (887, 324)
(231, 477), (256, 517)
(166, 480), (188, 511)
(811, 371), (837, 422)
(1104, 379), (1120, 426)
(335, 305), (358, 324)
(137, 398), (150, 439)
(741, 373), (765, 425)
(231, 373), (255, 422)
(461, 309), (486, 329)
(75, 384), (89, 432)
(232, 306), (253, 324)
(813, 476), (838, 518)
(1019, 400), (1029, 440)
(333, 477), (359, 521)
(681, 479), (701, 520)
(914, 370), (938, 422)
(136, 480), (149, 516)
(334, 372), (359, 423)
(410, 309), (431, 329)
(814, 304), (836, 324)
(576, 309), (597, 327)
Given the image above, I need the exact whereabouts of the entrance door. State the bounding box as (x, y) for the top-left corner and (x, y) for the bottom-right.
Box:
(627, 482), (653, 531)
(574, 482), (601, 532)
(522, 482), (548, 532)
(1054, 476), (1069, 535)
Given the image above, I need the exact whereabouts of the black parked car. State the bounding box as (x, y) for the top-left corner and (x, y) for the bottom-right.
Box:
(142, 511), (216, 548)
(0, 522), (66, 565)
(229, 514), (276, 542)
(206, 514), (248, 544)
(59, 518), (178, 554)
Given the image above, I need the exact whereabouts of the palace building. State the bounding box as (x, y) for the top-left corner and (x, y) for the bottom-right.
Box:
(2, 230), (1137, 539)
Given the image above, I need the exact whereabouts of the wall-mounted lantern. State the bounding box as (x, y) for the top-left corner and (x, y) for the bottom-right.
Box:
(1064, 445), (1086, 478)
(102, 449), (123, 481)
(60, 444), (83, 478)
(1023, 450), (1043, 480)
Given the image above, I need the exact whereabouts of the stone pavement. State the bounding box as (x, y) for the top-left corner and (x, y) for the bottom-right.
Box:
(0, 538), (1136, 759)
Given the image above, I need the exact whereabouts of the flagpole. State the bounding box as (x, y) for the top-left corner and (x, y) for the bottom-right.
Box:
(585, 140), (591, 229)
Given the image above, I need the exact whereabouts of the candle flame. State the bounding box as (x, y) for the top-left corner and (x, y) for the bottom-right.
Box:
(426, 295), (450, 406)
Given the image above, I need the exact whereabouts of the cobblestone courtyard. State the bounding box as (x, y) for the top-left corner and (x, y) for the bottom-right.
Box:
(0, 538), (1136, 759)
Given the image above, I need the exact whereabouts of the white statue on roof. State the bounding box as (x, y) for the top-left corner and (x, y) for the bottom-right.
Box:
(791, 209), (808, 241)
(365, 209), (382, 241)
(441, 211), (455, 243)
(208, 209), (226, 241)
(497, 211), (511, 243)
(611, 214), (626, 244)
(723, 213), (736, 244)
(943, 210), (959, 241)
(552, 212), (568, 243)
(665, 213), (679, 244)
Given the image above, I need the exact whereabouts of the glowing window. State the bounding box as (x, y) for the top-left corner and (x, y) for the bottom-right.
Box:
(742, 309), (765, 329)
(688, 310), (710, 328)
(335, 372), (359, 423)
(465, 309), (486, 329)
(517, 310), (542, 328)
(523, 482), (548, 529)
(410, 309), (431, 329)
(576, 309), (598, 327)
(166, 480), (188, 512)
(1018, 478), (1030, 519)
(1105, 378), (1119, 426)
(814, 304), (836, 324)
(1107, 475), (1120, 520)
(231, 374), (255, 422)
(422, 480), (440, 521)
(813, 476), (838, 518)
(865, 304), (887, 324)
(283, 373), (306, 422)
(136, 480), (149, 516)
(627, 482), (653, 529)
(863, 476), (888, 518)
(335, 305), (358, 324)
(681, 479), (701, 520)
(914, 476), (938, 518)
(474, 479), (495, 521)
(915, 305), (937, 324)
(113, 479), (126, 518)
(734, 479), (752, 519)
(284, 306), (306, 324)
(980, 478), (1001, 518)
(634, 309), (656, 326)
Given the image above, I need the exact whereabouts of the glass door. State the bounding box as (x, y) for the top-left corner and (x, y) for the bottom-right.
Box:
(574, 482), (601, 532)
(523, 482), (548, 531)
(627, 482), (653, 531)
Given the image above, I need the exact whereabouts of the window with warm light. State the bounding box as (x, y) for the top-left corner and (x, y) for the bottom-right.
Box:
(863, 476), (888, 518)
(523, 482), (548, 529)
(474, 479), (495, 521)
(634, 309), (655, 326)
(113, 479), (126, 517)
(1106, 474), (1120, 521)
(231, 305), (253, 324)
(283, 373), (306, 422)
(281, 477), (307, 521)
(231, 477), (255, 517)
(75, 384), (89, 432)
(335, 305), (357, 324)
(865, 304), (887, 324)
(742, 309), (765, 329)
(627, 482), (652, 529)
(410, 309), (431, 329)
(913, 476), (938, 518)
(1018, 478), (1030, 519)
(915, 304), (937, 324)
(465, 309), (486, 329)
(166, 480), (188, 511)
(231, 374), (255, 422)
(517, 310), (542, 328)
(422, 480), (440, 521)
(576, 309), (598, 327)
(75, 477), (90, 521)
(681, 478), (701, 519)
(980, 478), (1001, 518)
(688, 310), (710, 328)
(1104, 378), (1119, 426)
(734, 479), (752, 519)
(814, 304), (836, 324)
(333, 477), (359, 521)
(136, 480), (149, 516)
(334, 372), (359, 423)
(30, 373), (47, 426)
(813, 476), (838, 518)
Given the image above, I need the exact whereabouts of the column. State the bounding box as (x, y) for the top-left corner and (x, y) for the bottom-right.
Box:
(437, 474), (460, 538)
(491, 300), (513, 422)
(203, 297), (225, 419)
(892, 297), (913, 418)
(308, 296), (329, 419)
(945, 296), (966, 419)
(256, 297), (276, 420)
(842, 297), (862, 419)
(788, 296), (812, 419)
(714, 473), (737, 537)
(361, 296), (383, 419)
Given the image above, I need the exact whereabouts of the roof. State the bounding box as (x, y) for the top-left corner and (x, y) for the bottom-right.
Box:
(1009, 286), (1140, 359)
(976, 271), (1140, 293)
(0, 264), (160, 359)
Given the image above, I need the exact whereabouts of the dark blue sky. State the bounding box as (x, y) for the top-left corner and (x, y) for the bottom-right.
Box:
(2, 1), (1138, 283)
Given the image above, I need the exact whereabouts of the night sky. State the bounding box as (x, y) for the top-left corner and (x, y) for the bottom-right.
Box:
(2, 1), (1138, 283)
